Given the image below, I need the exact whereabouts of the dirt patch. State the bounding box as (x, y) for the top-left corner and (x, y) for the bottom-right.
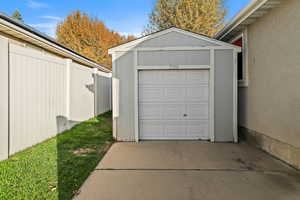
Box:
(72, 148), (95, 156)
(97, 141), (113, 154)
(235, 158), (256, 170)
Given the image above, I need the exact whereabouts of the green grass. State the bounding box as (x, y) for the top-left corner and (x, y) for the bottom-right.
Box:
(0, 111), (114, 200)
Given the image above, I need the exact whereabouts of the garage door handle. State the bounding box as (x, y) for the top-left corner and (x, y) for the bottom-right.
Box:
(183, 114), (188, 117)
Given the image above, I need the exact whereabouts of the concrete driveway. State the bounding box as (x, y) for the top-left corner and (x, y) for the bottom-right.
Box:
(74, 141), (300, 200)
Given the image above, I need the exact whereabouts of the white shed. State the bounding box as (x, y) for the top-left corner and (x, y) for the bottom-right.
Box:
(109, 27), (241, 142)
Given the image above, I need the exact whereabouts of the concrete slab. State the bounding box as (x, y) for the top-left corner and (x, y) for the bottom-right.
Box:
(97, 141), (295, 173)
(74, 141), (300, 200)
(75, 170), (300, 200)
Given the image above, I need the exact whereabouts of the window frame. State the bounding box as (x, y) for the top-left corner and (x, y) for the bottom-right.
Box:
(229, 28), (249, 87)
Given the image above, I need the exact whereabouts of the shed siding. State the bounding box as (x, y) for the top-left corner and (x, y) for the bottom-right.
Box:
(215, 49), (234, 142)
(138, 32), (219, 48)
(113, 49), (235, 141)
(114, 51), (135, 141)
(137, 50), (210, 66)
(0, 36), (9, 160)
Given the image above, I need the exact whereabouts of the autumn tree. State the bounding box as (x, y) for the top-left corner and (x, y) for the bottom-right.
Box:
(144, 0), (226, 37)
(12, 9), (23, 22)
(56, 10), (135, 69)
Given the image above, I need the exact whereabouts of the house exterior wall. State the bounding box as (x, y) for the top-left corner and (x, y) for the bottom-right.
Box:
(237, 0), (300, 168)
(112, 32), (236, 141)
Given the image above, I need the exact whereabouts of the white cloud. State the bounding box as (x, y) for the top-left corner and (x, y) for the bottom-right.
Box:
(27, 0), (49, 9)
(29, 22), (58, 38)
(119, 32), (141, 37)
(40, 15), (62, 21)
(29, 15), (62, 38)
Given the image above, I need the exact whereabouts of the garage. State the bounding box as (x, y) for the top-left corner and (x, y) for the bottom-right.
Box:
(109, 27), (241, 142)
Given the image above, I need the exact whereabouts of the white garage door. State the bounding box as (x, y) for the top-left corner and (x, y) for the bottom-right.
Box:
(138, 70), (210, 140)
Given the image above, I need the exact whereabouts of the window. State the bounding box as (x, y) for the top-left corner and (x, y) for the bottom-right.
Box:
(238, 52), (243, 81)
(230, 30), (248, 87)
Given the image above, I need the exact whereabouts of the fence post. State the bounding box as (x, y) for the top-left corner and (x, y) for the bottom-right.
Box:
(0, 36), (9, 160)
(93, 68), (98, 117)
(65, 59), (72, 124)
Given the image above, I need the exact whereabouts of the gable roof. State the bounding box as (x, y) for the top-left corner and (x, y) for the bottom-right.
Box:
(215, 0), (282, 41)
(0, 12), (111, 72)
(109, 27), (241, 53)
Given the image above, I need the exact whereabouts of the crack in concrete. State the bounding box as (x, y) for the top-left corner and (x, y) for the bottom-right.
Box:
(95, 168), (290, 175)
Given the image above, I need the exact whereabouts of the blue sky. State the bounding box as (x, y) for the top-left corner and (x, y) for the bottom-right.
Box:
(1, 0), (251, 38)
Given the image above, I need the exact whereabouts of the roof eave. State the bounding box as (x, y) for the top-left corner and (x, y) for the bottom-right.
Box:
(215, 0), (281, 41)
(0, 13), (111, 73)
(109, 27), (241, 53)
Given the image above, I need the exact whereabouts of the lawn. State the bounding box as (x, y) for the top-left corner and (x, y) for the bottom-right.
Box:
(0, 111), (113, 200)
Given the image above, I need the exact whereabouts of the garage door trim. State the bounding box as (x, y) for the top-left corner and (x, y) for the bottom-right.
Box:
(133, 52), (215, 142)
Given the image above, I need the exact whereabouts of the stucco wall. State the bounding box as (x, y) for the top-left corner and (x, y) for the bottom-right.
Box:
(239, 0), (300, 148)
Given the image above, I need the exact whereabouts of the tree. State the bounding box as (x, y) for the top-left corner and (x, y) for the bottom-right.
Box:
(144, 0), (226, 37)
(11, 9), (23, 22)
(56, 10), (135, 69)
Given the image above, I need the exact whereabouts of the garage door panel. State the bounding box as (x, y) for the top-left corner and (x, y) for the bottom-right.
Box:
(186, 86), (209, 101)
(164, 88), (185, 101)
(161, 70), (185, 83)
(186, 70), (209, 84)
(164, 121), (186, 136)
(139, 88), (163, 102)
(186, 103), (209, 119)
(139, 70), (162, 84)
(139, 104), (162, 119)
(186, 121), (209, 139)
(139, 121), (164, 137)
(140, 103), (185, 120)
(163, 104), (185, 119)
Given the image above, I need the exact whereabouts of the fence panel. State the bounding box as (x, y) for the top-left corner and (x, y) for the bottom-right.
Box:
(9, 44), (67, 154)
(0, 42), (112, 159)
(95, 71), (112, 115)
(69, 62), (95, 122)
(0, 36), (9, 160)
